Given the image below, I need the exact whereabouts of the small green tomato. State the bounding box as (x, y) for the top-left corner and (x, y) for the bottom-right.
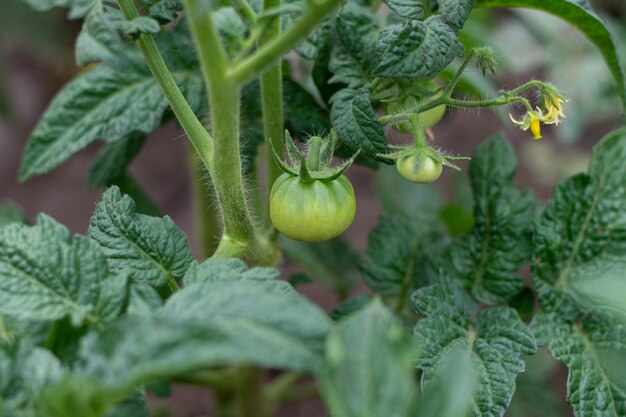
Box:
(382, 81), (446, 133)
(396, 154), (443, 183)
(270, 173), (356, 242)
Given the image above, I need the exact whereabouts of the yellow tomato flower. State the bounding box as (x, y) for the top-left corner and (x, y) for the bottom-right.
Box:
(544, 94), (568, 125)
(509, 110), (546, 140)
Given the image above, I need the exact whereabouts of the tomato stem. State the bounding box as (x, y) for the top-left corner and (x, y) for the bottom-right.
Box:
(116, 0), (213, 169)
(409, 115), (428, 149)
(260, 0), (285, 238)
(182, 0), (255, 258)
(229, 0), (344, 85)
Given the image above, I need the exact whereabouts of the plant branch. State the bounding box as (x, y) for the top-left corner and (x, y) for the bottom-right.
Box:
(229, 0), (344, 84)
(443, 49), (477, 97)
(259, 0), (284, 236)
(379, 95), (532, 125)
(182, 0), (256, 258)
(117, 0), (214, 171)
(232, 0), (258, 26)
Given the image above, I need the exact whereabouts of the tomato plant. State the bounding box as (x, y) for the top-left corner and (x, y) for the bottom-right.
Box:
(1, 0), (625, 417)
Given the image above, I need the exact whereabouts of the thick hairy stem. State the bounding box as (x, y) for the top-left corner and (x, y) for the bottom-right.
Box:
(188, 143), (221, 258)
(229, 0), (344, 84)
(183, 0), (255, 258)
(260, 0), (284, 234)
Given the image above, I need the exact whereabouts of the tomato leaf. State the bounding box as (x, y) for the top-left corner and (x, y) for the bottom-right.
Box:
(475, 0), (626, 112)
(0, 201), (26, 228)
(281, 237), (361, 296)
(0, 215), (126, 324)
(413, 277), (537, 417)
(361, 213), (446, 302)
(33, 268), (331, 416)
(19, 28), (203, 182)
(20, 0), (95, 18)
(88, 186), (193, 288)
(143, 0), (181, 24)
(448, 134), (535, 304)
(328, 3), (378, 88)
(88, 134), (145, 189)
(319, 299), (418, 417)
(330, 87), (388, 167)
(533, 127), (626, 320)
(533, 314), (626, 417)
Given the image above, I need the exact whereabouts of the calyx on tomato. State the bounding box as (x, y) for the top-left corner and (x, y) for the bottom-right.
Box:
(269, 131), (360, 242)
(377, 114), (469, 184)
(270, 130), (360, 183)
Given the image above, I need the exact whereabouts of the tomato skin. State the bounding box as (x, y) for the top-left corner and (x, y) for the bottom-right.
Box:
(270, 174), (356, 242)
(396, 154), (443, 183)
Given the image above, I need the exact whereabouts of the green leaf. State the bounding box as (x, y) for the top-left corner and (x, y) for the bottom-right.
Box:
(21, 0), (95, 18)
(0, 215), (125, 325)
(416, 344), (476, 417)
(319, 299), (418, 417)
(281, 237), (361, 297)
(67, 274), (330, 396)
(89, 187), (192, 288)
(283, 79), (331, 135)
(75, 3), (127, 68)
(143, 0), (181, 24)
(361, 213), (446, 302)
(508, 350), (569, 417)
(330, 87), (388, 166)
(533, 127), (626, 319)
(329, 295), (371, 321)
(126, 283), (162, 316)
(328, 3), (378, 87)
(374, 166), (443, 214)
(0, 202), (26, 228)
(88, 134), (145, 189)
(19, 33), (202, 181)
(183, 258), (280, 285)
(448, 134), (535, 304)
(382, 0), (427, 20)
(475, 0), (626, 112)
(374, 16), (464, 79)
(413, 277), (537, 417)
(539, 315), (626, 417)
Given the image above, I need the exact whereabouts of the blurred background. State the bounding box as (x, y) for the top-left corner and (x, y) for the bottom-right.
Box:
(0, 0), (624, 416)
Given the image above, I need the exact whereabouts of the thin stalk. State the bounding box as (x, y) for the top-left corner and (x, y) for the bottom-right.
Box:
(443, 49), (477, 97)
(232, 0), (257, 25)
(117, 0), (213, 170)
(238, 367), (264, 417)
(229, 0), (344, 84)
(379, 95), (532, 125)
(182, 0), (255, 258)
(259, 0), (284, 234)
(166, 274), (181, 292)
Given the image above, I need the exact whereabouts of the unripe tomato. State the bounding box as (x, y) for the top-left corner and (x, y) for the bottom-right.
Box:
(396, 154), (443, 183)
(382, 81), (446, 133)
(270, 173), (356, 242)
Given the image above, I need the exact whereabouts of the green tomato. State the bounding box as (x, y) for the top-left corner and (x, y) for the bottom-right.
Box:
(270, 173), (356, 242)
(396, 154), (443, 183)
(383, 83), (447, 133)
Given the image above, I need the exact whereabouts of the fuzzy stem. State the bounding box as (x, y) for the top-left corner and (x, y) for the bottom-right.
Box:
(182, 0), (255, 258)
(409, 114), (427, 149)
(117, 0), (213, 170)
(443, 49), (477, 97)
(188, 143), (221, 258)
(229, 0), (344, 85)
(259, 0), (284, 234)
